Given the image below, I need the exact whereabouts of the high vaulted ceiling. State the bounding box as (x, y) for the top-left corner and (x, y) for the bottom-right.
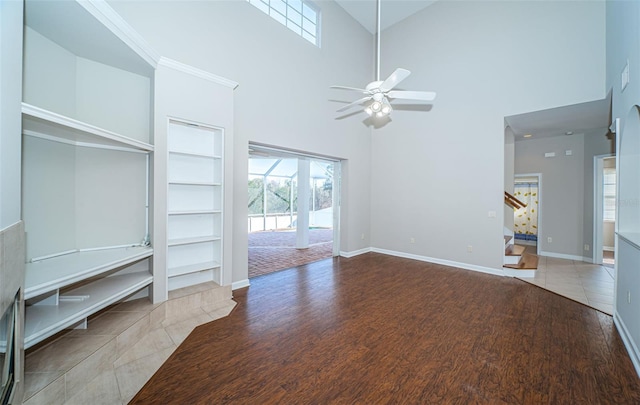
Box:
(334, 0), (610, 141)
(334, 0), (436, 34)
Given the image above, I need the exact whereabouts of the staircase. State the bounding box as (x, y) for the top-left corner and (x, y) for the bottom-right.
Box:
(503, 191), (538, 277)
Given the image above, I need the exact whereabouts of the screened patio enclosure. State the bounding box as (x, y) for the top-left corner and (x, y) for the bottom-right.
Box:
(248, 157), (334, 233)
(248, 148), (338, 278)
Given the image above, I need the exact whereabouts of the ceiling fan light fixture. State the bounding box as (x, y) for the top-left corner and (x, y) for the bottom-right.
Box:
(364, 106), (373, 116)
(371, 101), (382, 112)
(381, 102), (392, 115)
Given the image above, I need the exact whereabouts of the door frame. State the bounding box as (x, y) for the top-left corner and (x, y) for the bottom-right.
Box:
(247, 142), (342, 259)
(514, 173), (542, 256)
(593, 153), (615, 265)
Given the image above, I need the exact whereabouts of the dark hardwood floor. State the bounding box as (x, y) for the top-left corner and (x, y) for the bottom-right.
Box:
(131, 253), (640, 404)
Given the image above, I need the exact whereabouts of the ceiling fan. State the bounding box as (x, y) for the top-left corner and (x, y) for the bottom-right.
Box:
(331, 0), (436, 118)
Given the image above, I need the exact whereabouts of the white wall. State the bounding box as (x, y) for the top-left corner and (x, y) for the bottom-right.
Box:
(607, 0), (640, 375)
(0, 0), (24, 229)
(515, 132), (610, 260)
(22, 27), (76, 118)
(110, 0), (374, 284)
(370, 0), (605, 270)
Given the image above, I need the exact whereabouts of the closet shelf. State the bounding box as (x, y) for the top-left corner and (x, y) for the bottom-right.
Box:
(168, 209), (221, 216)
(22, 103), (154, 152)
(24, 272), (153, 349)
(168, 261), (221, 278)
(168, 150), (221, 159)
(25, 246), (153, 299)
(168, 236), (221, 246)
(168, 181), (222, 186)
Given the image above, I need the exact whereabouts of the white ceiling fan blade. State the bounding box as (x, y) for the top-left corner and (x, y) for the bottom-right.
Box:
(330, 85), (370, 94)
(336, 96), (373, 112)
(379, 68), (411, 92)
(387, 90), (437, 101)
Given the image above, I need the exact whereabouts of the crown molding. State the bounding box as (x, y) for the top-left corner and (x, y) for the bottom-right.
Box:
(158, 57), (239, 89)
(79, 0), (160, 68)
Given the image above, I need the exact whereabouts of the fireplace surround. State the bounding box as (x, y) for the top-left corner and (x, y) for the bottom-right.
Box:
(0, 221), (25, 404)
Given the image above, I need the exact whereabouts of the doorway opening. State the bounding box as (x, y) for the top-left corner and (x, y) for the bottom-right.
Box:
(247, 144), (340, 278)
(514, 174), (541, 255)
(594, 154), (616, 267)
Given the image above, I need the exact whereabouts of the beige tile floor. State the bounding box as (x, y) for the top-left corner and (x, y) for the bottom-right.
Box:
(23, 282), (236, 405)
(520, 253), (615, 315)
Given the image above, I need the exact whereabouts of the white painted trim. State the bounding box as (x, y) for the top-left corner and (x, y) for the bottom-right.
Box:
(614, 311), (640, 378)
(604, 246), (615, 252)
(23, 130), (149, 154)
(593, 154), (614, 264)
(79, 0), (160, 68)
(370, 247), (504, 277)
(232, 279), (250, 290)
(158, 57), (239, 89)
(339, 247), (371, 258)
(22, 103), (154, 152)
(539, 250), (587, 262)
(503, 268), (536, 278)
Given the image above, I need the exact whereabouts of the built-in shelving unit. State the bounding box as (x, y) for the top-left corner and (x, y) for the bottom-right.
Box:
(21, 0), (157, 348)
(24, 246), (153, 300)
(22, 103), (154, 152)
(167, 120), (224, 291)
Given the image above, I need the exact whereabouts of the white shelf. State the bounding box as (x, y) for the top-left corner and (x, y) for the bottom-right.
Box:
(168, 150), (220, 159)
(168, 261), (220, 278)
(25, 246), (153, 299)
(168, 181), (221, 186)
(168, 210), (222, 216)
(24, 272), (153, 348)
(168, 236), (220, 246)
(22, 103), (154, 152)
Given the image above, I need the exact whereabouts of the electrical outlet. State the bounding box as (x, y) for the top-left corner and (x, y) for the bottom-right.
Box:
(361, 233), (365, 240)
(410, 237), (415, 244)
(467, 245), (473, 253)
(584, 244), (589, 251)
(547, 237), (552, 243)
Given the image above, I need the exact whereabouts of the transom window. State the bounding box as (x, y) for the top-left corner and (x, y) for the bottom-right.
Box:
(248, 0), (320, 46)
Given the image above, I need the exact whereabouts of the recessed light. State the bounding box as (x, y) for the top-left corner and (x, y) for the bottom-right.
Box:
(523, 134), (532, 138)
(565, 131), (573, 135)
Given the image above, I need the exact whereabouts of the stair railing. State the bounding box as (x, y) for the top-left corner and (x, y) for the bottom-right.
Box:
(504, 191), (526, 210)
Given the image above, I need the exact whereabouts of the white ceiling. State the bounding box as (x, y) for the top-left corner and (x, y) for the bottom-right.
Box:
(505, 98), (611, 142)
(334, 0), (437, 34)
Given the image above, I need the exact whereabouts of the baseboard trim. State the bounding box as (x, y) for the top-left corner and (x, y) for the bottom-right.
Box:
(340, 248), (372, 258)
(539, 250), (588, 262)
(604, 246), (615, 252)
(614, 311), (640, 378)
(370, 247), (504, 277)
(232, 279), (250, 290)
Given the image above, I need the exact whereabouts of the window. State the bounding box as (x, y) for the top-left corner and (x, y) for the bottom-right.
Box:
(603, 167), (616, 221)
(248, 0), (320, 46)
